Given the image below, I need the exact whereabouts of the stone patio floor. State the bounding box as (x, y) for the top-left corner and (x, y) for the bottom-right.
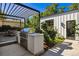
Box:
(42, 39), (79, 56)
(0, 39), (79, 56)
(0, 43), (33, 56)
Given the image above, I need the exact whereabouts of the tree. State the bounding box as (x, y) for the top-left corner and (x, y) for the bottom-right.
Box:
(68, 3), (79, 11)
(58, 6), (65, 13)
(24, 14), (40, 32)
(40, 3), (59, 17)
(40, 12), (43, 17)
(46, 3), (59, 14)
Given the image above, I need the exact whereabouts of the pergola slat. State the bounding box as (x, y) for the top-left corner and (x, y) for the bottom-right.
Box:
(0, 4), (2, 13)
(12, 6), (23, 16)
(11, 6), (21, 15)
(8, 4), (15, 14)
(6, 3), (11, 14)
(3, 3), (6, 13)
(10, 5), (18, 15)
(15, 7), (25, 16)
(1, 3), (2, 14)
(0, 3), (40, 22)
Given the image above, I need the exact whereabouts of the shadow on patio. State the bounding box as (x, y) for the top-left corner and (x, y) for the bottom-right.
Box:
(42, 42), (73, 56)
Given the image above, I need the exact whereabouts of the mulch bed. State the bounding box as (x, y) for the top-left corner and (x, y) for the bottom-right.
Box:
(44, 42), (55, 51)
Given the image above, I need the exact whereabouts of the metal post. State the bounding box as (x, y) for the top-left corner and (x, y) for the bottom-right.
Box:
(39, 12), (40, 29)
(20, 19), (21, 28)
(24, 18), (26, 28)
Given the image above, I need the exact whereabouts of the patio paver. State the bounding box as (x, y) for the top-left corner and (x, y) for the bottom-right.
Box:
(0, 43), (33, 56)
(0, 39), (79, 56)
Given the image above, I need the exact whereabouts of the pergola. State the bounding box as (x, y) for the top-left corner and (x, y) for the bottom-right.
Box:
(0, 3), (40, 28)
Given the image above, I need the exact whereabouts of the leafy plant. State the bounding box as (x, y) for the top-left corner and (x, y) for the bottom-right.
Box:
(24, 14), (40, 33)
(41, 21), (65, 48)
(41, 22), (57, 47)
(74, 24), (79, 36)
(1, 25), (11, 31)
(54, 36), (64, 44)
(68, 3), (79, 11)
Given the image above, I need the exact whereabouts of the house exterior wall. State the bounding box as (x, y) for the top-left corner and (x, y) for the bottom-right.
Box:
(41, 10), (79, 40)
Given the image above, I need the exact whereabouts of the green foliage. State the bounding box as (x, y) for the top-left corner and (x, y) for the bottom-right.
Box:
(68, 21), (79, 36)
(0, 10), (6, 20)
(40, 3), (79, 17)
(41, 22), (47, 31)
(1, 25), (11, 31)
(68, 3), (79, 11)
(58, 6), (65, 13)
(24, 14), (40, 33)
(54, 36), (64, 44)
(74, 24), (79, 36)
(16, 27), (22, 31)
(40, 3), (67, 17)
(0, 25), (22, 32)
(41, 21), (64, 47)
(41, 22), (57, 45)
(35, 26), (42, 33)
(40, 3), (59, 17)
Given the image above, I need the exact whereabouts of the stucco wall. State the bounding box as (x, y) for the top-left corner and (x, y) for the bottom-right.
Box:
(41, 10), (79, 40)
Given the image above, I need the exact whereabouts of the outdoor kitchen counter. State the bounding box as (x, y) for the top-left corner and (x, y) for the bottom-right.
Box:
(17, 32), (44, 55)
(27, 33), (44, 55)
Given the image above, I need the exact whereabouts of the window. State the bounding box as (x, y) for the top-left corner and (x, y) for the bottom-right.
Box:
(45, 19), (54, 26)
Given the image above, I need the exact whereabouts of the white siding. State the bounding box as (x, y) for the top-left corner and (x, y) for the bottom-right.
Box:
(41, 11), (79, 40)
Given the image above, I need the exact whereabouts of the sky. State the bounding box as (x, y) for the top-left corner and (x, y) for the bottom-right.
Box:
(23, 3), (72, 12)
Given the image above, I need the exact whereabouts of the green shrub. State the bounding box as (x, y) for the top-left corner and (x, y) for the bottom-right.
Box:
(41, 22), (64, 48)
(47, 29), (57, 39)
(16, 27), (22, 31)
(41, 22), (57, 47)
(54, 36), (64, 44)
(1, 25), (11, 32)
(41, 22), (47, 31)
(35, 26), (42, 33)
